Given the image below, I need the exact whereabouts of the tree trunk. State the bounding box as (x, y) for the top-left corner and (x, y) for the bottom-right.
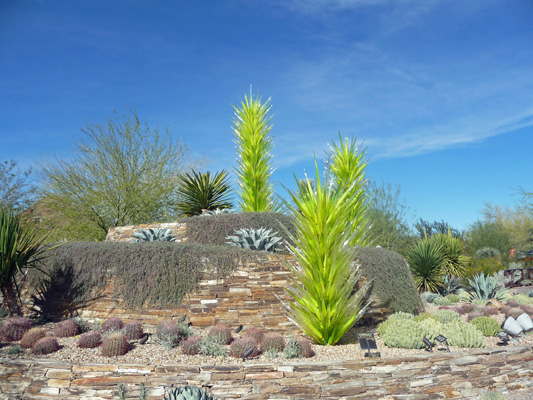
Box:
(0, 281), (22, 316)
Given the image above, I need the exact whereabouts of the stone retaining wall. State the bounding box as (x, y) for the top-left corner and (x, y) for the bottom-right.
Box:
(2, 345), (532, 400)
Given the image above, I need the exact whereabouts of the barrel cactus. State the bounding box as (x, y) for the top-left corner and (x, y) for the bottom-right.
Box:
(0, 316), (31, 341)
(54, 319), (80, 337)
(284, 336), (314, 358)
(124, 321), (143, 340)
(102, 317), (124, 332)
(156, 321), (191, 349)
(20, 328), (46, 349)
(244, 327), (264, 344)
(161, 385), (219, 400)
(32, 337), (60, 355)
(260, 332), (285, 354)
(181, 336), (203, 355)
(207, 324), (233, 345)
(226, 227), (283, 252)
(230, 337), (260, 359)
(78, 331), (102, 349)
(469, 316), (502, 337)
(101, 333), (129, 356)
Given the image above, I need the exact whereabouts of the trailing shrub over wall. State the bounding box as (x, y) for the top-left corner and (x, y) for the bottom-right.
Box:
(354, 246), (422, 315)
(27, 242), (252, 312)
(185, 212), (296, 252)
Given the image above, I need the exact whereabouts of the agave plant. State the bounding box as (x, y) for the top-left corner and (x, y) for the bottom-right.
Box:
(282, 157), (371, 346)
(131, 227), (176, 242)
(0, 208), (54, 315)
(438, 275), (464, 296)
(162, 385), (219, 400)
(176, 170), (233, 217)
(232, 91), (278, 212)
(226, 227), (282, 252)
(466, 273), (508, 301)
(407, 239), (444, 293)
(205, 208), (235, 216)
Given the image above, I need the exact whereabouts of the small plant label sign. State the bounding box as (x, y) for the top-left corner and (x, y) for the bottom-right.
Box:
(357, 332), (381, 358)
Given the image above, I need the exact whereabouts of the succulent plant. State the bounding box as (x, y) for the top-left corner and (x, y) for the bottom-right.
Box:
(102, 317), (124, 332)
(101, 332), (129, 356)
(434, 309), (461, 324)
(513, 294), (533, 306)
(207, 324), (233, 345)
(181, 335), (203, 355)
(506, 299), (519, 307)
(161, 385), (219, 400)
(505, 307), (524, 320)
(54, 319), (80, 337)
(466, 273), (508, 301)
(260, 332), (285, 354)
(380, 319), (425, 349)
(226, 227), (283, 252)
(481, 306), (499, 317)
(469, 316), (502, 337)
(413, 313), (438, 323)
(388, 311), (415, 321)
(420, 291), (440, 304)
(198, 336), (228, 357)
(78, 331), (102, 349)
(438, 275), (464, 296)
(528, 290), (533, 298)
(229, 337), (260, 359)
(434, 296), (453, 306)
(466, 311), (485, 322)
(156, 321), (191, 349)
(205, 208), (235, 215)
(284, 336), (314, 358)
(0, 317), (31, 341)
(460, 303), (474, 314)
(521, 304), (533, 316)
(124, 321), (143, 340)
(32, 337), (60, 355)
(443, 322), (486, 348)
(20, 328), (46, 349)
(131, 227), (177, 242)
(244, 327), (264, 344)
(417, 318), (444, 342)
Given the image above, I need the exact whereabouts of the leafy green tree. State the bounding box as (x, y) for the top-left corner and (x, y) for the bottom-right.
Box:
(465, 219), (511, 256)
(283, 158), (370, 345)
(176, 170), (233, 216)
(232, 91), (277, 212)
(0, 158), (34, 211)
(0, 208), (53, 315)
(366, 181), (414, 256)
(415, 218), (462, 239)
(38, 110), (201, 240)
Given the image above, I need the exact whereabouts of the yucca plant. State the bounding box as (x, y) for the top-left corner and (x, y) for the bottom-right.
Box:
(431, 230), (469, 278)
(176, 170), (233, 216)
(232, 91), (278, 212)
(326, 134), (370, 247)
(407, 239), (445, 292)
(282, 158), (370, 346)
(466, 273), (508, 301)
(0, 208), (55, 315)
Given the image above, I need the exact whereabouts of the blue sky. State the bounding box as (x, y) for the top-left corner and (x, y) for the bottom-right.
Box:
(1, 0), (532, 231)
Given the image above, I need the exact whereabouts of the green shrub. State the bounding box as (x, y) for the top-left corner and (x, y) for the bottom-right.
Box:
(380, 319), (425, 349)
(27, 242), (251, 312)
(466, 257), (504, 279)
(434, 309), (461, 324)
(513, 294), (533, 305)
(413, 313), (438, 323)
(354, 247), (422, 314)
(469, 316), (501, 336)
(185, 212), (296, 251)
(417, 318), (444, 341)
(443, 322), (485, 348)
(475, 247), (501, 259)
(434, 296), (453, 306)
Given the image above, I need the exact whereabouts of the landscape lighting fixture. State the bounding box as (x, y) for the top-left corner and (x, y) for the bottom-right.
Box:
(178, 315), (187, 323)
(435, 335), (449, 352)
(423, 336), (435, 352)
(357, 332), (380, 358)
(242, 347), (255, 361)
(497, 331), (510, 346)
(235, 325), (243, 334)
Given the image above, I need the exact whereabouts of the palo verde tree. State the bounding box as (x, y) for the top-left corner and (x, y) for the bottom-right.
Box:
(39, 110), (201, 240)
(232, 90), (278, 212)
(0, 158), (34, 212)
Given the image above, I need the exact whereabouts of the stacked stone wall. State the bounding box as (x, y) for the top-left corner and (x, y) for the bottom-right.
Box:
(2, 345), (532, 399)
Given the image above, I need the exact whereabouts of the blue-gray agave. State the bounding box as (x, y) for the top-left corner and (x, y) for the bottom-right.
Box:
(162, 385), (219, 400)
(226, 227), (282, 252)
(131, 228), (177, 242)
(466, 273), (508, 301)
